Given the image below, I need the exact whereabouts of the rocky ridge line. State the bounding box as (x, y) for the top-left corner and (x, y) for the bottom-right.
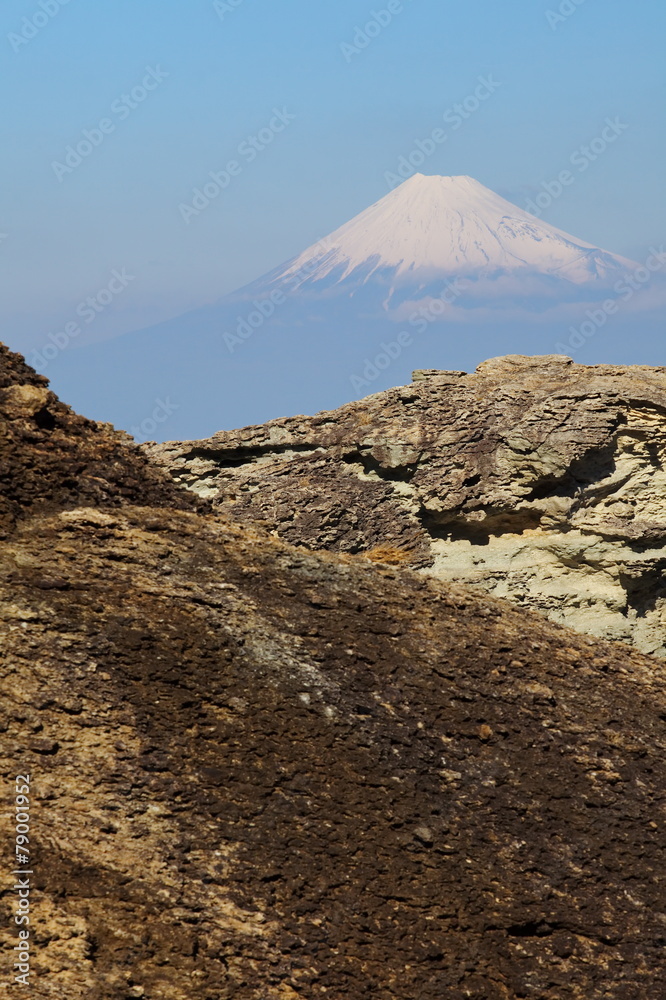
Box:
(148, 354), (666, 657)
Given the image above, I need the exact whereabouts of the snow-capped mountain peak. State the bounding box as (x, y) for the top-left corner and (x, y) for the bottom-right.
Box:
(273, 173), (635, 289)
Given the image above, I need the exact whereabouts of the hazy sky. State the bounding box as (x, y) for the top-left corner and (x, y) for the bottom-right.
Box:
(2, 0), (665, 353)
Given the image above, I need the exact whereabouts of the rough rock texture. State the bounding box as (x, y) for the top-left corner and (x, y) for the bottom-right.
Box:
(148, 354), (666, 656)
(0, 344), (201, 540)
(1, 344), (666, 999)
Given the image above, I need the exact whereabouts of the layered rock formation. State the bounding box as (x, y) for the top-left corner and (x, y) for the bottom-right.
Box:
(149, 354), (666, 656)
(1, 343), (665, 999)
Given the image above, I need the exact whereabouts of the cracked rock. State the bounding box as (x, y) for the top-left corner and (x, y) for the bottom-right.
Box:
(148, 354), (666, 656)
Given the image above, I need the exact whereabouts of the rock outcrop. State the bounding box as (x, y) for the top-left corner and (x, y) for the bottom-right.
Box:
(1, 343), (665, 999)
(149, 354), (666, 656)
(0, 345), (200, 541)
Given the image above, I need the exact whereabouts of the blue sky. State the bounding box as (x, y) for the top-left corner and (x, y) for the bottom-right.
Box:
(2, 0), (665, 354)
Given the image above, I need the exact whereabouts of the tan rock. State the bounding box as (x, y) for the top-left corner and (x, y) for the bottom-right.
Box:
(148, 354), (666, 656)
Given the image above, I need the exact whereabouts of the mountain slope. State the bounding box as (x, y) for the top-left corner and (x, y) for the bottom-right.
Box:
(1, 343), (665, 998)
(267, 174), (636, 292)
(40, 175), (662, 441)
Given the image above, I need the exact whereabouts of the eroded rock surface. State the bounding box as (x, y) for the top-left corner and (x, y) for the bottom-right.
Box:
(1, 343), (665, 999)
(149, 354), (666, 656)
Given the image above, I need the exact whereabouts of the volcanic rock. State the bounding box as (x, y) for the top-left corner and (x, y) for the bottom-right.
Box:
(149, 354), (666, 657)
(1, 342), (665, 999)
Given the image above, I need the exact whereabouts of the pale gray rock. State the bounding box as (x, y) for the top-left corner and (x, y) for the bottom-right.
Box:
(147, 354), (666, 656)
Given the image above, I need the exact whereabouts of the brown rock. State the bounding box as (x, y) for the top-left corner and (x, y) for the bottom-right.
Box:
(1, 345), (665, 999)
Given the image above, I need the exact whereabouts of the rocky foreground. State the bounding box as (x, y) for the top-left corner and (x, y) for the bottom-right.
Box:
(1, 344), (665, 999)
(149, 354), (666, 657)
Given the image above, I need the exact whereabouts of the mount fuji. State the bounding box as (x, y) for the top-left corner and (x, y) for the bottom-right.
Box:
(267, 173), (635, 293)
(42, 174), (661, 440)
